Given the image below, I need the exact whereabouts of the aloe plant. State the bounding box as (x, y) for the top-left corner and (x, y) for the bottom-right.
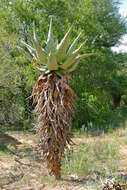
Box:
(18, 19), (94, 179)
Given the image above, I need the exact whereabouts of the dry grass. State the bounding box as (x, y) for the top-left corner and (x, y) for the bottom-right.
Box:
(0, 128), (127, 190)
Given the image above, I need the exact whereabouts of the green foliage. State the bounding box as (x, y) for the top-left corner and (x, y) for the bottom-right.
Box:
(0, 0), (127, 131)
(0, 25), (37, 129)
(71, 49), (127, 130)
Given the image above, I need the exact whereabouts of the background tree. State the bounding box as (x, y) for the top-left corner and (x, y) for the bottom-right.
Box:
(0, 21), (36, 129)
(0, 0), (127, 132)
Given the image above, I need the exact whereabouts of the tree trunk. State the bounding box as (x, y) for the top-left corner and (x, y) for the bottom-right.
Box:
(111, 93), (121, 109)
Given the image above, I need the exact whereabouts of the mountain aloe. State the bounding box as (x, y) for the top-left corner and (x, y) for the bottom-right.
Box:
(18, 19), (94, 179)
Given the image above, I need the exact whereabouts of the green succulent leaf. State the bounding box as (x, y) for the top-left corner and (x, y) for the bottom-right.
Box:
(60, 53), (78, 69)
(60, 40), (87, 69)
(77, 53), (95, 60)
(67, 32), (81, 56)
(18, 20), (94, 75)
(46, 18), (54, 52)
(32, 26), (47, 65)
(63, 61), (79, 73)
(72, 39), (87, 55)
(47, 49), (58, 70)
(56, 25), (73, 62)
(20, 40), (36, 57)
(63, 53), (95, 73)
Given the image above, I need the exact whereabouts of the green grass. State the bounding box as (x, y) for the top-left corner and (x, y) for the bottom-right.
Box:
(61, 127), (127, 189)
(61, 138), (126, 190)
(62, 141), (119, 176)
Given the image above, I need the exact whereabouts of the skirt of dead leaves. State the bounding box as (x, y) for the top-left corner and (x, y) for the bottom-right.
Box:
(32, 72), (75, 179)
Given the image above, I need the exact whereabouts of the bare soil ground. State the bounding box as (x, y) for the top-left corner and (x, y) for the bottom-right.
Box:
(0, 129), (127, 190)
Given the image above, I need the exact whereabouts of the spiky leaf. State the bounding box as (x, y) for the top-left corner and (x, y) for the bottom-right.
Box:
(60, 40), (87, 69)
(72, 39), (87, 55)
(67, 32), (81, 56)
(60, 53), (78, 69)
(32, 27), (47, 65)
(20, 40), (36, 57)
(77, 53), (95, 59)
(56, 25), (73, 62)
(63, 62), (79, 72)
(46, 18), (54, 52)
(47, 49), (58, 70)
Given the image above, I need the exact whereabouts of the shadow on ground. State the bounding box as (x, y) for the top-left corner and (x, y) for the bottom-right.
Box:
(0, 131), (21, 145)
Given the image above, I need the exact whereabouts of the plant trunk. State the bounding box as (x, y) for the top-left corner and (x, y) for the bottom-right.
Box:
(32, 73), (75, 179)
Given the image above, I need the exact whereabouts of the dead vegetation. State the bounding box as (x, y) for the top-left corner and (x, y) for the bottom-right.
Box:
(32, 73), (75, 179)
